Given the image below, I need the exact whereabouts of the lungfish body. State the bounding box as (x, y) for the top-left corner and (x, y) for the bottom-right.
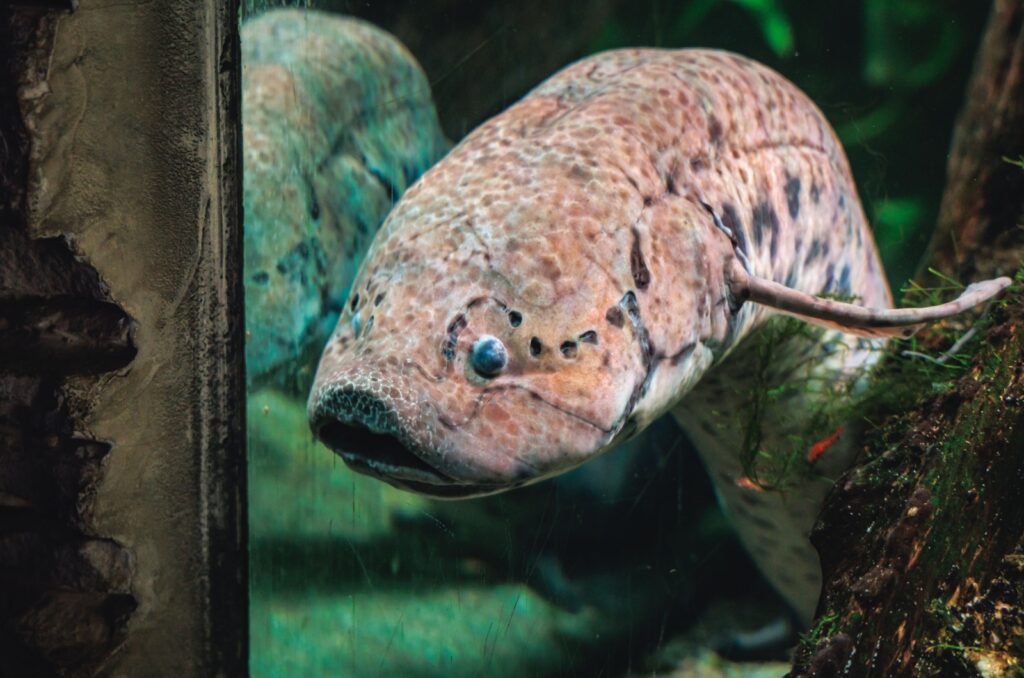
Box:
(307, 49), (1009, 621)
(242, 9), (447, 387)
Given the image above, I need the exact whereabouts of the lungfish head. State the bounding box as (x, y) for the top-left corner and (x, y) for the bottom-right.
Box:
(306, 130), (709, 498)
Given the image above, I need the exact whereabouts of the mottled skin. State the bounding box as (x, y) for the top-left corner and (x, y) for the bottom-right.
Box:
(242, 10), (447, 387)
(308, 49), (1007, 622)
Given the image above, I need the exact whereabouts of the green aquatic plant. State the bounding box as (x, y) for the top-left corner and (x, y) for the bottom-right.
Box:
(863, 0), (962, 89)
(799, 611), (840, 651)
(734, 268), (1004, 492)
(870, 197), (927, 269)
(729, 0), (794, 57)
(1003, 154), (1024, 170)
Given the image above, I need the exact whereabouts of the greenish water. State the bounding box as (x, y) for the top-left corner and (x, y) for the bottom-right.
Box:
(243, 2), (989, 675)
(248, 390), (789, 676)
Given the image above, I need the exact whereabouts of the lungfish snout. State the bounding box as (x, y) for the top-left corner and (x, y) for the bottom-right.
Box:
(309, 361), (553, 498)
(310, 383), (448, 485)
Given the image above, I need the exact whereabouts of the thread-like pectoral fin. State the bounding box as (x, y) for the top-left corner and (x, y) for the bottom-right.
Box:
(731, 263), (1013, 338)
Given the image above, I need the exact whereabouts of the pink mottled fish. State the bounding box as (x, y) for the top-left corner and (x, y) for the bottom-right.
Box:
(306, 49), (1009, 621)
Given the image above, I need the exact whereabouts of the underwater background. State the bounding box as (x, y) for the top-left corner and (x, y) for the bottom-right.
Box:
(241, 2), (990, 675)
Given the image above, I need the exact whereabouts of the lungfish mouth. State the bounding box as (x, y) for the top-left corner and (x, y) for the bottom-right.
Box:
(318, 420), (443, 481)
(311, 390), (512, 499)
(317, 421), (503, 498)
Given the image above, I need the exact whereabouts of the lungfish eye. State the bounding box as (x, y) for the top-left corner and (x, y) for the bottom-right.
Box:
(470, 335), (508, 378)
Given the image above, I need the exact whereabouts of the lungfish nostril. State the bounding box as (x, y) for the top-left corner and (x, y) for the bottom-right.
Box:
(470, 335), (508, 377)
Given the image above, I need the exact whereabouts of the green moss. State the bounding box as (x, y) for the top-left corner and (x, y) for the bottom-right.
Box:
(733, 268), (1017, 492)
(799, 611), (840, 651)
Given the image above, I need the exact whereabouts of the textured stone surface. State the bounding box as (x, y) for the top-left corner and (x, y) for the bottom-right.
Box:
(1, 11), (139, 672)
(4, 0), (247, 674)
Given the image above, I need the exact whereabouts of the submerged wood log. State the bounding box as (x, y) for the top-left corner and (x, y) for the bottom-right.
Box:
(924, 0), (1024, 282)
(792, 1), (1024, 676)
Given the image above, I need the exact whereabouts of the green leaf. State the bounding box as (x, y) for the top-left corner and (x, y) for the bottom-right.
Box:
(730, 0), (795, 57)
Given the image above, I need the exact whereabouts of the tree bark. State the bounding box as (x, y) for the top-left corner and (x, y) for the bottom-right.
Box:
(923, 0), (1024, 282)
(792, 1), (1024, 676)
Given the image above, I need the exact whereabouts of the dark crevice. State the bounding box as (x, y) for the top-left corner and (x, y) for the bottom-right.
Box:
(629, 227), (651, 291)
(1, 11), (138, 673)
(442, 313), (467, 361)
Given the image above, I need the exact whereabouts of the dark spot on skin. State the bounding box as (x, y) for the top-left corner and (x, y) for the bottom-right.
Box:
(750, 513), (776, 531)
(668, 341), (696, 366)
(690, 156), (707, 171)
(643, 196), (654, 207)
(350, 293), (360, 312)
(802, 241), (819, 268)
(442, 313), (467, 361)
(402, 163), (417, 187)
(601, 351), (611, 368)
(612, 290), (658, 433)
(252, 272), (269, 285)
(364, 315), (375, 337)
(529, 337), (543, 357)
(810, 182), (821, 203)
(751, 202), (779, 258)
(630, 228), (651, 290)
(823, 263), (836, 292)
(311, 242), (327, 276)
(737, 491), (764, 507)
(729, 500), (752, 519)
(508, 310), (523, 327)
(560, 341), (578, 358)
(569, 164), (591, 181)
(721, 203), (748, 257)
(621, 291), (653, 366)
(784, 176), (801, 220)
(367, 164), (399, 203)
(579, 330), (598, 344)
(707, 114), (723, 145)
(275, 262), (287, 274)
(605, 306), (625, 328)
(374, 293), (385, 306)
(309, 190), (320, 220)
(838, 265), (851, 294)
(665, 173), (678, 195)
